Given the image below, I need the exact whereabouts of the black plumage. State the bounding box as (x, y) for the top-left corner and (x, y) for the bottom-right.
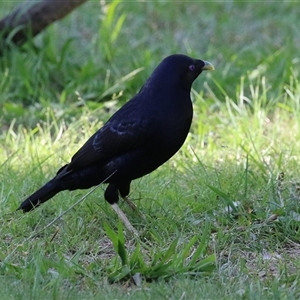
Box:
(19, 54), (214, 212)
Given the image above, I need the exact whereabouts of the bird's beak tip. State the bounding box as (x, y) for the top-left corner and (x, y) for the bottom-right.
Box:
(202, 61), (215, 71)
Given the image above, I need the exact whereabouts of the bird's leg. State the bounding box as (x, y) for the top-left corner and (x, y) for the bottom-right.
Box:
(111, 203), (138, 236)
(123, 196), (146, 220)
(105, 184), (138, 235)
(118, 183), (137, 211)
(119, 183), (145, 217)
(123, 196), (138, 211)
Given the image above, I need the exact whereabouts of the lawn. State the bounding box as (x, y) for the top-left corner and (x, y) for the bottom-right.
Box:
(1, 1), (300, 299)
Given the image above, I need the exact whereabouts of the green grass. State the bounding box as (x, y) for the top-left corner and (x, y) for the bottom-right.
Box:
(1, 1), (300, 299)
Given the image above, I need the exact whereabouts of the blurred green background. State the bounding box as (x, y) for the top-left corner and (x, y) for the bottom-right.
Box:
(1, 1), (300, 299)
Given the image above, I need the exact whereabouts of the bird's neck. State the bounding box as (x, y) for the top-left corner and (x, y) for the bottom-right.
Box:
(139, 77), (192, 104)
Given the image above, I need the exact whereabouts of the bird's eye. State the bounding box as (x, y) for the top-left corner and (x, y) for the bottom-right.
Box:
(189, 64), (195, 71)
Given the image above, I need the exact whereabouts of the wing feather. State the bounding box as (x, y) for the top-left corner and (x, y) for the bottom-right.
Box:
(63, 117), (152, 173)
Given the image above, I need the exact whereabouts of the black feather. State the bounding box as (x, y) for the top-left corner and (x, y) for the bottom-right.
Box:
(18, 54), (214, 212)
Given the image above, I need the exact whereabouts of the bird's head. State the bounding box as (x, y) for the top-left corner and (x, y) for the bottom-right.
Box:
(153, 54), (214, 91)
(139, 54), (214, 99)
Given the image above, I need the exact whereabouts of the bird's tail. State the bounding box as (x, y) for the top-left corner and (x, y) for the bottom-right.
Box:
(18, 179), (60, 212)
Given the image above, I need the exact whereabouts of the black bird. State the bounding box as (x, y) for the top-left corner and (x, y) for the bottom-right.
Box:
(19, 54), (214, 230)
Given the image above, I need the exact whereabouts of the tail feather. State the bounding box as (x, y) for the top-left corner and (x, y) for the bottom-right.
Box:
(18, 180), (60, 212)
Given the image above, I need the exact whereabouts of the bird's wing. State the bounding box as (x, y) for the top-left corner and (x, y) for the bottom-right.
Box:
(60, 117), (153, 174)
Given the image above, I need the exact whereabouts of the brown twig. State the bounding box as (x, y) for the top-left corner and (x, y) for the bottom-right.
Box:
(0, 0), (87, 48)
